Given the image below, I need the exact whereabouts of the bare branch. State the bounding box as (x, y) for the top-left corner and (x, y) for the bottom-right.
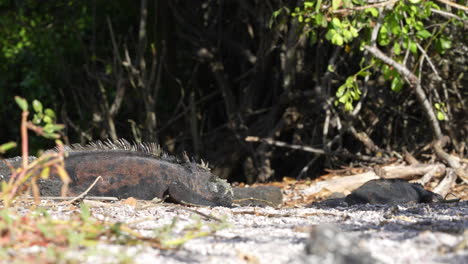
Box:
(434, 0), (468, 12)
(364, 45), (443, 139)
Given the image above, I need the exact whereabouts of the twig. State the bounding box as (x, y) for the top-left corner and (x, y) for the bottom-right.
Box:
(232, 197), (278, 208)
(297, 156), (320, 179)
(416, 43), (440, 79)
(59, 176), (103, 205)
(364, 45), (418, 85)
(246, 136), (326, 155)
(18, 196), (119, 201)
(430, 8), (464, 20)
(176, 206), (222, 222)
(333, 0), (398, 14)
(434, 0), (468, 12)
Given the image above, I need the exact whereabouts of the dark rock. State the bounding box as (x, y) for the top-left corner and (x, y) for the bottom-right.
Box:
(310, 179), (444, 207)
(345, 179), (443, 205)
(302, 224), (378, 264)
(232, 186), (283, 207)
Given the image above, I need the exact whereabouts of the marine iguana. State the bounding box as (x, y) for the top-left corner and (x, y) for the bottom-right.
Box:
(311, 179), (447, 207)
(0, 139), (234, 207)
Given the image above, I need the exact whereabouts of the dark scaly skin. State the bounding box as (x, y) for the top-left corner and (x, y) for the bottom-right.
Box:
(0, 151), (233, 207)
(63, 150), (233, 206)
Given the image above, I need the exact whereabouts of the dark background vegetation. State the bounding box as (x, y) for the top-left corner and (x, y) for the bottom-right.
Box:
(1, 0), (466, 183)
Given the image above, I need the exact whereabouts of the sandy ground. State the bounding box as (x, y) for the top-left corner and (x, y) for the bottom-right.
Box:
(5, 198), (465, 264)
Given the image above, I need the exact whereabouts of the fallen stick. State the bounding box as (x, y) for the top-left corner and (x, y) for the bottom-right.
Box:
(59, 176), (103, 205)
(18, 195), (118, 201)
(377, 164), (445, 180)
(434, 169), (457, 197)
(303, 170), (379, 196)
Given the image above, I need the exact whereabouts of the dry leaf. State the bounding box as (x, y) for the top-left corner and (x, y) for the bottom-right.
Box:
(122, 197), (137, 207)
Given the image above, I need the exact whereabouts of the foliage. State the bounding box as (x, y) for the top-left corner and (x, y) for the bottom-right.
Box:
(291, 0), (466, 110)
(0, 0), (91, 151)
(1, 97), (68, 207)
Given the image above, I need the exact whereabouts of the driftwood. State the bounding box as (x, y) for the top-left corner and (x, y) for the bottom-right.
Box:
(304, 163), (458, 200)
(375, 164), (445, 180)
(434, 169), (457, 198)
(303, 171), (379, 196)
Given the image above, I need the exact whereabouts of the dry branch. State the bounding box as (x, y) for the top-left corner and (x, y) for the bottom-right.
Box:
(59, 176), (102, 205)
(376, 164), (445, 180)
(433, 137), (468, 183)
(364, 45), (443, 139)
(303, 171), (379, 196)
(434, 169), (457, 197)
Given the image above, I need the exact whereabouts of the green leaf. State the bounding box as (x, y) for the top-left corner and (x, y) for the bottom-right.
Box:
(389, 20), (401, 35)
(365, 8), (379, 17)
(15, 96), (28, 111)
(52, 124), (65, 131)
(328, 65), (335, 72)
(336, 87), (345, 97)
(351, 90), (360, 100)
(416, 29), (431, 39)
(272, 9), (281, 19)
(393, 42), (401, 55)
(344, 102), (353, 111)
(342, 30), (352, 41)
(304, 1), (314, 8)
(378, 24), (390, 46)
(43, 115), (53, 124)
(325, 29), (337, 41)
(331, 17), (342, 28)
(45, 108), (56, 119)
(357, 71), (371, 77)
(350, 27), (358, 37)
(437, 111), (445, 121)
(332, 0), (342, 10)
(408, 0), (421, 4)
(32, 100), (43, 113)
(44, 133), (61, 139)
(332, 33), (344, 46)
(409, 41), (418, 54)
(44, 124), (54, 133)
(338, 94), (348, 103)
(391, 77), (404, 92)
(315, 13), (326, 27)
(439, 38), (451, 50)
(0, 142), (17, 153)
(32, 114), (42, 125)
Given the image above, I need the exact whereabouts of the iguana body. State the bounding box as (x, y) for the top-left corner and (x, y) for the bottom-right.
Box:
(63, 150), (233, 206)
(1, 140), (234, 207)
